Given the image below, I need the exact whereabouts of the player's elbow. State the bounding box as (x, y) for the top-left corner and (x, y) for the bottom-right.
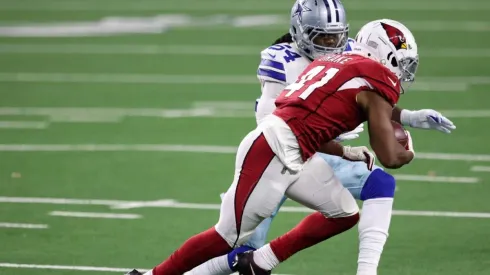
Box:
(376, 151), (402, 169)
(379, 158), (404, 169)
(377, 152), (412, 169)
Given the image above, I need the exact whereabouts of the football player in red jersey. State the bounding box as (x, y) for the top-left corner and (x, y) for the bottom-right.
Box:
(231, 19), (418, 275)
(129, 19), (425, 275)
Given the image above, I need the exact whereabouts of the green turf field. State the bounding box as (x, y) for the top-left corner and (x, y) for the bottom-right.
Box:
(0, 0), (489, 274)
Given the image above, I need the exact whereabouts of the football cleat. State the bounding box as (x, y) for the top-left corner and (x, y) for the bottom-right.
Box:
(125, 269), (143, 275)
(232, 251), (271, 275)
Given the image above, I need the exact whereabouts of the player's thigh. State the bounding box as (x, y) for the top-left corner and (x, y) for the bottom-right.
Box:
(318, 153), (382, 200)
(243, 195), (287, 249)
(216, 130), (296, 247)
(285, 154), (359, 218)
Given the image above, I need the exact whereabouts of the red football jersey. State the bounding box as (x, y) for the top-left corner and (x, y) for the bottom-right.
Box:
(273, 53), (401, 161)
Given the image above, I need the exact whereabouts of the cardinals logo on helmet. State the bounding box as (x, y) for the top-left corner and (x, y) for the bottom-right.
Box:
(381, 23), (407, 50)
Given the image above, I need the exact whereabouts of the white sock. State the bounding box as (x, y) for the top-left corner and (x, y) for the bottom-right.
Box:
(357, 198), (394, 275)
(142, 270), (153, 275)
(184, 254), (232, 275)
(253, 244), (280, 270)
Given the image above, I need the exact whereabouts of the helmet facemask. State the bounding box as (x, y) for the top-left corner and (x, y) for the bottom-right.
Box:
(390, 54), (419, 93)
(294, 23), (349, 59)
(399, 56), (418, 93)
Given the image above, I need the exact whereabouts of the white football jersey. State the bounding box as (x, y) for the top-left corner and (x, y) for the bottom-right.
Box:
(257, 38), (356, 86)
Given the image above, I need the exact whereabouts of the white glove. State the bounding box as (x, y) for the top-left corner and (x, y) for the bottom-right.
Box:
(342, 145), (375, 171)
(335, 123), (364, 142)
(400, 109), (456, 134)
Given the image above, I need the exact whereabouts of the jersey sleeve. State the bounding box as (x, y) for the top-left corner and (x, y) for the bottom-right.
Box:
(257, 46), (288, 84)
(355, 60), (401, 106)
(257, 43), (308, 85)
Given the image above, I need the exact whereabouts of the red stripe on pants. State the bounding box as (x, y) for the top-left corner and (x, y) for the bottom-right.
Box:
(233, 133), (275, 246)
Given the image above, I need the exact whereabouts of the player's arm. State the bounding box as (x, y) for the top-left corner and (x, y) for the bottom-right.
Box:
(256, 46), (289, 124)
(256, 81), (285, 124)
(318, 141), (375, 170)
(357, 91), (414, 169)
(391, 107), (403, 124)
(318, 141), (344, 157)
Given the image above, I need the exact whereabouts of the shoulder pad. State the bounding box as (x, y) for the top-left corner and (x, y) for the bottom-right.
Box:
(352, 58), (401, 105)
(257, 43), (309, 84)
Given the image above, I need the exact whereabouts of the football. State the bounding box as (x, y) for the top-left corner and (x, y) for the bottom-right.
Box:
(392, 121), (408, 147)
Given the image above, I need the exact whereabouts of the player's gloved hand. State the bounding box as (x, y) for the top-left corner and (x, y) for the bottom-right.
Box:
(342, 145), (375, 171)
(335, 123), (364, 142)
(400, 109), (456, 134)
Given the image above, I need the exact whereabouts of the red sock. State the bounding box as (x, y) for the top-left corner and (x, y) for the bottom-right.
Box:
(269, 212), (359, 262)
(152, 227), (232, 275)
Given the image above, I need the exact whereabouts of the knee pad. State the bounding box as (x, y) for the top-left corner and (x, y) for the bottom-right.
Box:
(228, 245), (255, 271)
(360, 169), (396, 200)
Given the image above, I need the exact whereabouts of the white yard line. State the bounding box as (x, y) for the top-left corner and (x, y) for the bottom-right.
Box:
(0, 144), (238, 153)
(0, 1), (489, 11)
(0, 144), (489, 162)
(0, 44), (487, 58)
(394, 175), (478, 183)
(0, 72), (486, 92)
(0, 107), (219, 122)
(388, 210), (490, 218)
(415, 152), (490, 162)
(0, 15), (487, 38)
(0, 121), (47, 129)
(0, 262), (290, 275)
(0, 223), (48, 229)
(0, 263), (147, 273)
(0, 107), (489, 123)
(436, 110), (490, 117)
(0, 44), (260, 55)
(278, 206), (490, 218)
(0, 196), (489, 218)
(0, 72), (257, 84)
(471, 166), (490, 172)
(49, 211), (141, 219)
(0, 196), (132, 205)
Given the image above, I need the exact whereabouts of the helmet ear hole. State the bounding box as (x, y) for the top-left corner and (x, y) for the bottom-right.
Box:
(391, 57), (398, 67)
(387, 52), (398, 67)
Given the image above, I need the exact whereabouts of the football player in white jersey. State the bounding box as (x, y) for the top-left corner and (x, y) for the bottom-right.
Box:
(184, 1), (455, 275)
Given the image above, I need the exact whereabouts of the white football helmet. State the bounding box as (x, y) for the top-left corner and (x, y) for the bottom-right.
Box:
(351, 19), (419, 92)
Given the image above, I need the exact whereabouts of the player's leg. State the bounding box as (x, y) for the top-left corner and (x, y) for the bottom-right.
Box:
(184, 244), (254, 275)
(149, 130), (294, 275)
(202, 155), (383, 275)
(250, 153), (360, 271)
(320, 153), (396, 275)
(357, 169), (395, 275)
(186, 196), (287, 275)
(186, 196), (288, 275)
(246, 195), (286, 249)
